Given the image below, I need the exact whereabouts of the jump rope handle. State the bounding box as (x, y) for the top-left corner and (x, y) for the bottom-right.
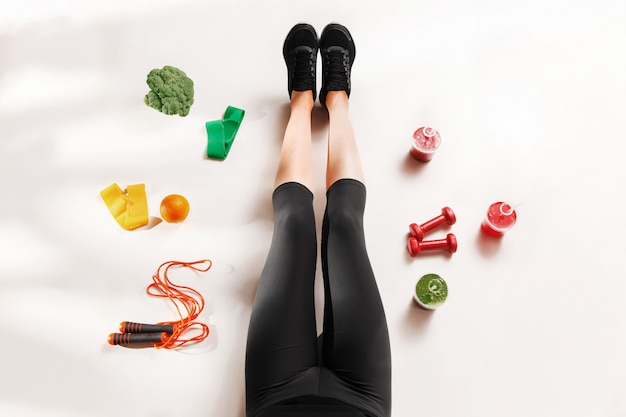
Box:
(119, 321), (175, 334)
(108, 332), (168, 346)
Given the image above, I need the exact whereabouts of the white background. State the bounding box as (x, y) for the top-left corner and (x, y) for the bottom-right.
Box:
(1, 0), (625, 416)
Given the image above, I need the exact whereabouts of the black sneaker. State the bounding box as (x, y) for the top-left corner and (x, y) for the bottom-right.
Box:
(283, 23), (318, 101)
(319, 23), (356, 108)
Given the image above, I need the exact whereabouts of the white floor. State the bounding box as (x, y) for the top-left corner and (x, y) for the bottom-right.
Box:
(1, 1), (625, 416)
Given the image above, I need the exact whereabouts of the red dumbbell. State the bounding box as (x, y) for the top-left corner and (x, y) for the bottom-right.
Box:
(409, 207), (456, 241)
(407, 233), (457, 257)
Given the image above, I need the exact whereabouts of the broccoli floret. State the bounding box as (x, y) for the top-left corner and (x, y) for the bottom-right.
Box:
(144, 66), (194, 117)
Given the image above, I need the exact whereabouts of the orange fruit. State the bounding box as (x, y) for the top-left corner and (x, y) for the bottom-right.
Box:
(160, 194), (189, 223)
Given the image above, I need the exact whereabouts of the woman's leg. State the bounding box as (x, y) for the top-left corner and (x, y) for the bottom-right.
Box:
(319, 25), (392, 417)
(246, 23), (319, 415)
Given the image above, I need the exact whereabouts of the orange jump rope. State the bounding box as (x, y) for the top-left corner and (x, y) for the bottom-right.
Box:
(107, 259), (212, 349)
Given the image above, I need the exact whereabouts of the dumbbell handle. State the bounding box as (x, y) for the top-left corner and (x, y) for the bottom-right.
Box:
(409, 207), (456, 240)
(408, 233), (457, 256)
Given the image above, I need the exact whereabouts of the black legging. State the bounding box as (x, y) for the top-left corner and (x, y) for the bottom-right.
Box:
(245, 179), (391, 417)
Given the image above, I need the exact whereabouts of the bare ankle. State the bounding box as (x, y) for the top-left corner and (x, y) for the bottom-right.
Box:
(325, 91), (349, 110)
(290, 91), (315, 110)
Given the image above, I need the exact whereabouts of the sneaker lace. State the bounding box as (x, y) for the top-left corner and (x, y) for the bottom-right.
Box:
(291, 48), (315, 90)
(324, 48), (350, 90)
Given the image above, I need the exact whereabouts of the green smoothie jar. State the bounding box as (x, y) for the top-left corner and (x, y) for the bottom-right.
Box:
(413, 273), (448, 310)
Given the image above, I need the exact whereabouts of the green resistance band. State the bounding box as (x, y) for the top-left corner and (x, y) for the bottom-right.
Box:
(205, 106), (245, 160)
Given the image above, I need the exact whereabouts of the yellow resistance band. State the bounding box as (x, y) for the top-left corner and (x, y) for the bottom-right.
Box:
(100, 183), (149, 230)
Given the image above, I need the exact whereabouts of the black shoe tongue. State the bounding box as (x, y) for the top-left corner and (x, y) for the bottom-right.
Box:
(292, 46), (315, 91)
(325, 47), (349, 90)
